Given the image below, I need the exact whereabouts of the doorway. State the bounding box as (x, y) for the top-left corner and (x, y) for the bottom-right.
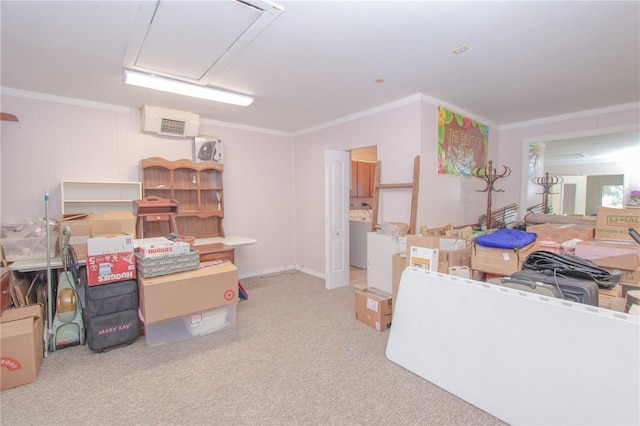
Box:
(349, 146), (377, 286)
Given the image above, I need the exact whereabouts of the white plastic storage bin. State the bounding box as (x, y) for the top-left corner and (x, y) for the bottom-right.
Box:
(144, 303), (236, 347)
(1, 235), (58, 262)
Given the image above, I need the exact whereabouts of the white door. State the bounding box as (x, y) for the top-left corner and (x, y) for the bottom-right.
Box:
(325, 150), (350, 289)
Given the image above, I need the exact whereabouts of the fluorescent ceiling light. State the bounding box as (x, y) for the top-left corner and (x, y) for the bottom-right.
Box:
(124, 69), (254, 107)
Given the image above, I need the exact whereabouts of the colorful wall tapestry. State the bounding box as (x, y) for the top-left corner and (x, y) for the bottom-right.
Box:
(437, 106), (488, 176)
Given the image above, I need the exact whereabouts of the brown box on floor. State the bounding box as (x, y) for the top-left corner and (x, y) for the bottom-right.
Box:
(0, 304), (44, 391)
(471, 241), (540, 276)
(355, 287), (392, 331)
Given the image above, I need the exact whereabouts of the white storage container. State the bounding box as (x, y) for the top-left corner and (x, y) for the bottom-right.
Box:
(1, 236), (58, 262)
(144, 303), (236, 347)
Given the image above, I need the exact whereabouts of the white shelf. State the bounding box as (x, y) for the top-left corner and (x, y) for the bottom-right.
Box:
(61, 180), (142, 215)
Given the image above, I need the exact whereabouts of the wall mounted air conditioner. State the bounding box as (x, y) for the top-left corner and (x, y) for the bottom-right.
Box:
(141, 105), (200, 137)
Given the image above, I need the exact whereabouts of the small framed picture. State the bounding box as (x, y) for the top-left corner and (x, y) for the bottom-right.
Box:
(193, 136), (223, 163)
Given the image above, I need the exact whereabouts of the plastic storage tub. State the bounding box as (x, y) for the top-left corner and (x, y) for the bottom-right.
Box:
(143, 303), (236, 347)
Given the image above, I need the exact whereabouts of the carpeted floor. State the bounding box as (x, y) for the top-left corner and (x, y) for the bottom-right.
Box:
(1, 269), (505, 426)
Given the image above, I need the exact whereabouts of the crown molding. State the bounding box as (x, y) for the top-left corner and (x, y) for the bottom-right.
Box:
(1, 87), (131, 114)
(500, 102), (640, 130)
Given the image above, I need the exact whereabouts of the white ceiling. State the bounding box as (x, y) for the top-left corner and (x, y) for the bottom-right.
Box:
(1, 0), (639, 135)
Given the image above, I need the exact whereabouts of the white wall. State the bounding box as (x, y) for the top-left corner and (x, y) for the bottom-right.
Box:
(292, 100), (421, 276)
(0, 95), (295, 278)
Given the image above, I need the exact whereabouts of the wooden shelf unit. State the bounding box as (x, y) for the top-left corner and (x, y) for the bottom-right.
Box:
(140, 157), (225, 238)
(61, 180), (142, 215)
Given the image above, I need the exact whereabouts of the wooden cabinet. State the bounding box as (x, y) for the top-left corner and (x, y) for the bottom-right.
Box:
(196, 243), (235, 264)
(61, 181), (142, 215)
(140, 157), (224, 238)
(350, 161), (375, 198)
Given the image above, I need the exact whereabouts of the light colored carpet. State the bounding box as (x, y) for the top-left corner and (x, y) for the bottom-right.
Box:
(1, 270), (505, 426)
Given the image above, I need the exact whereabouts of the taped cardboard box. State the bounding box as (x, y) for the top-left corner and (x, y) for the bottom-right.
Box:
(602, 266), (640, 284)
(405, 235), (440, 272)
(138, 261), (238, 324)
(0, 304), (44, 391)
(471, 241), (540, 276)
(595, 207), (640, 242)
(355, 287), (392, 331)
(574, 240), (639, 270)
(58, 211), (135, 259)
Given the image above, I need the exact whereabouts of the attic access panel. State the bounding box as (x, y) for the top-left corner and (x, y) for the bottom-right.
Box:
(123, 0), (282, 84)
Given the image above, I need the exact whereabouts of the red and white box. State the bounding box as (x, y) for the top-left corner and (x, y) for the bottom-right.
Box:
(86, 234), (136, 286)
(136, 241), (191, 258)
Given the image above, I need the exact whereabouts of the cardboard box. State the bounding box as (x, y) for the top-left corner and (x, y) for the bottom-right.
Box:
(599, 283), (622, 298)
(595, 207), (640, 241)
(574, 240), (639, 270)
(136, 241), (191, 258)
(449, 265), (471, 278)
(354, 287), (392, 331)
(135, 250), (200, 278)
(441, 246), (472, 270)
(86, 234), (136, 286)
(391, 253), (406, 315)
(58, 211), (135, 259)
(602, 266), (640, 284)
(405, 235), (470, 272)
(439, 237), (467, 250)
(405, 235), (440, 271)
(471, 241), (540, 276)
(526, 223), (595, 243)
(0, 304), (44, 391)
(598, 296), (627, 312)
(138, 261), (238, 324)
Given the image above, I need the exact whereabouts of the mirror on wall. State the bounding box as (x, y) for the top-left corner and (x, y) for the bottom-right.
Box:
(524, 128), (640, 217)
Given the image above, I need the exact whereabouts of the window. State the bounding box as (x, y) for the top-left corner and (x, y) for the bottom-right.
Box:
(601, 184), (623, 208)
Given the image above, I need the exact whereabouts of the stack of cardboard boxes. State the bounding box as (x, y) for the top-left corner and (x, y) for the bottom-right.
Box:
(355, 207), (640, 330)
(355, 232), (474, 331)
(525, 207), (640, 313)
(574, 207), (640, 313)
(61, 211), (240, 346)
(1, 209), (240, 390)
(133, 241), (239, 346)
